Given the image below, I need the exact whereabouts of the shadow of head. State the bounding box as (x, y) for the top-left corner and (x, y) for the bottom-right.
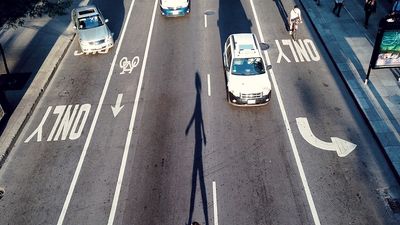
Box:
(195, 72), (202, 92)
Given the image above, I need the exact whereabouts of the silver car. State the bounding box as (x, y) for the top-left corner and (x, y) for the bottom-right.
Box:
(71, 5), (114, 54)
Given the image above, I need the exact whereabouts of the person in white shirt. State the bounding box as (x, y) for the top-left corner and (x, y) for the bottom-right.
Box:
(289, 5), (302, 35)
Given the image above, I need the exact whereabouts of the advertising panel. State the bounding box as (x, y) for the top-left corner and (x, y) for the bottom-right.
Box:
(375, 30), (400, 68)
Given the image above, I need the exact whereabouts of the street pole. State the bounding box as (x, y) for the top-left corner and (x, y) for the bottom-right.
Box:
(364, 65), (372, 85)
(0, 43), (10, 74)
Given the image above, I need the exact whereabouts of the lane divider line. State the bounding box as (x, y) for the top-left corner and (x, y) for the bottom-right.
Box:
(204, 14), (208, 28)
(249, 1), (321, 225)
(207, 74), (211, 96)
(56, 0), (139, 224)
(107, 0), (159, 224)
(212, 181), (219, 225)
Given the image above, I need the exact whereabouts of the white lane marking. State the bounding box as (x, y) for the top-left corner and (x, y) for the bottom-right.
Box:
(24, 106), (52, 143)
(207, 74), (211, 96)
(107, 0), (158, 224)
(212, 181), (219, 225)
(249, 1), (321, 225)
(56, 0), (138, 224)
(204, 14), (207, 28)
(296, 117), (356, 157)
(79, 0), (90, 7)
(111, 93), (124, 117)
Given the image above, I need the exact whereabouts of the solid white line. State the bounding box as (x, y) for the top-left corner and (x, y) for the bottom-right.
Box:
(107, 0), (159, 224)
(249, 1), (321, 225)
(56, 0), (138, 224)
(204, 14), (207, 28)
(212, 181), (219, 225)
(207, 74), (211, 96)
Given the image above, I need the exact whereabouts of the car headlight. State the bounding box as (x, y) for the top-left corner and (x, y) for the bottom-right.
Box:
(106, 34), (113, 42)
(262, 87), (270, 95)
(230, 89), (240, 97)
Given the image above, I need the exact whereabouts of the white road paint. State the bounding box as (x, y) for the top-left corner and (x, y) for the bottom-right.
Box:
(78, 0), (90, 7)
(24, 106), (52, 143)
(275, 39), (320, 63)
(296, 117), (357, 157)
(119, 56), (140, 74)
(47, 105), (67, 141)
(276, 40), (291, 63)
(207, 74), (211, 96)
(249, 1), (321, 225)
(73, 48), (110, 56)
(56, 0), (139, 223)
(107, 0), (159, 224)
(25, 104), (90, 142)
(212, 181), (219, 225)
(111, 94), (124, 117)
(204, 14), (207, 28)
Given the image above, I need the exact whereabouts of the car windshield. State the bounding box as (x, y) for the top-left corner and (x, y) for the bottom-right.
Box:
(78, 15), (103, 30)
(231, 57), (265, 75)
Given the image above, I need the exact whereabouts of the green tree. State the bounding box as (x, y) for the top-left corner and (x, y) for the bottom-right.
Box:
(0, 0), (72, 28)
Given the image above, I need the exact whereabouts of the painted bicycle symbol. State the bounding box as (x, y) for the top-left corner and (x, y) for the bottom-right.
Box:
(119, 56), (140, 74)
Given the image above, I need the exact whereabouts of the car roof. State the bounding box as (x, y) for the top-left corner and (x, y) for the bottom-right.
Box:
(231, 33), (261, 58)
(75, 5), (99, 18)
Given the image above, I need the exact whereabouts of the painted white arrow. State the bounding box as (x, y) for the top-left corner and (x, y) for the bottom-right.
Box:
(296, 117), (357, 157)
(111, 93), (124, 117)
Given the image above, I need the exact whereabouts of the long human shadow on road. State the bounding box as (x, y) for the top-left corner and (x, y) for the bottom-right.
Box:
(185, 72), (208, 225)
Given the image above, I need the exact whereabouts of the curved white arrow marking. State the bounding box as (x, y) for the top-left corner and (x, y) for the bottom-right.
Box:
(296, 117), (357, 157)
(111, 94), (124, 117)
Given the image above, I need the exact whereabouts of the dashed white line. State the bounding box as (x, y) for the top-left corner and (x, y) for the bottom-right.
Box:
(249, 0), (321, 225)
(207, 74), (211, 96)
(56, 0), (138, 224)
(212, 181), (219, 225)
(204, 14), (208, 28)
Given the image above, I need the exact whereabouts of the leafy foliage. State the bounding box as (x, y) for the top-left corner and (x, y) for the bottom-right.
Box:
(0, 0), (72, 29)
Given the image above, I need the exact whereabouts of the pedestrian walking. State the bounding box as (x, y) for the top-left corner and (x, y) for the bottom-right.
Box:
(332, 0), (344, 17)
(364, 0), (376, 28)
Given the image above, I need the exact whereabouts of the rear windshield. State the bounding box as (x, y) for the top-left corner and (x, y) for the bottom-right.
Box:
(78, 15), (103, 30)
(232, 57), (265, 75)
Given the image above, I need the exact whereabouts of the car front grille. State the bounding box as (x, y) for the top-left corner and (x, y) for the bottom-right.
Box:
(89, 39), (105, 45)
(241, 92), (263, 99)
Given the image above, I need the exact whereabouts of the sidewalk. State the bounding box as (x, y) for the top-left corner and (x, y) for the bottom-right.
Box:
(300, 0), (400, 180)
(0, 13), (75, 166)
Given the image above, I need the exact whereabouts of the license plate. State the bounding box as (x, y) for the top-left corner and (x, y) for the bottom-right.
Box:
(172, 11), (179, 15)
(247, 99), (256, 104)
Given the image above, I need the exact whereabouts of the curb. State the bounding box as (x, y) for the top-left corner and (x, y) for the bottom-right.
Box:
(0, 26), (75, 168)
(298, 0), (400, 183)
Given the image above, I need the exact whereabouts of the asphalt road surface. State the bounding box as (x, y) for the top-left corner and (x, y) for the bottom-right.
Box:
(1, 0), (400, 225)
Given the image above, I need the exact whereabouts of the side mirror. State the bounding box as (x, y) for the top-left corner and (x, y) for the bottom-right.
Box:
(266, 65), (272, 70)
(105, 19), (109, 23)
(260, 43), (270, 51)
(79, 25), (83, 29)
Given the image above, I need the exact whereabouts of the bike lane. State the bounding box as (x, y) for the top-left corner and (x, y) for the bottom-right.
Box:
(0, 0), (156, 224)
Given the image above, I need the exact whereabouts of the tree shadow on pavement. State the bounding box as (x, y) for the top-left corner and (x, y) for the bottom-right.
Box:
(0, 0), (125, 136)
(185, 72), (208, 225)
